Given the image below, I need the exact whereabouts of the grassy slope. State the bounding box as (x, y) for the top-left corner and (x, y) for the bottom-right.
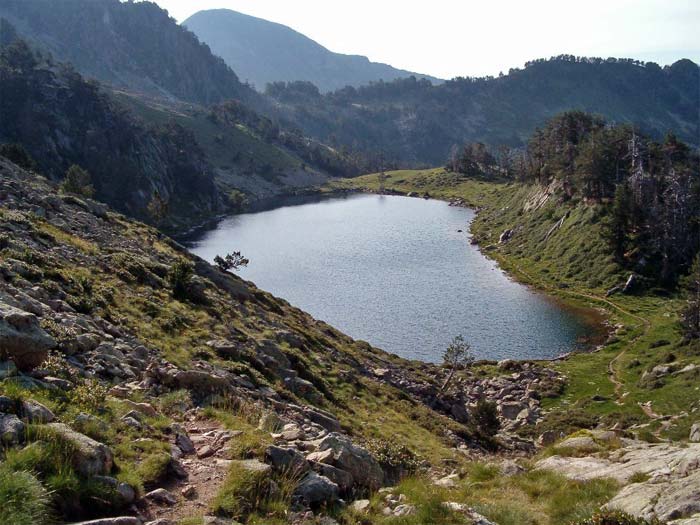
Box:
(113, 92), (308, 187)
(0, 165), (641, 525)
(328, 169), (700, 441)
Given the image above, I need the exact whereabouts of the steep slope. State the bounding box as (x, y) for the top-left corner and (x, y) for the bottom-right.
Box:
(183, 9), (442, 93)
(0, 0), (260, 107)
(271, 57), (700, 165)
(4, 157), (700, 524)
(0, 39), (223, 230)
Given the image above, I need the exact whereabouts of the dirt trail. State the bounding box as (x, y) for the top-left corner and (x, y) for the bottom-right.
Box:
(145, 419), (236, 523)
(502, 261), (650, 405)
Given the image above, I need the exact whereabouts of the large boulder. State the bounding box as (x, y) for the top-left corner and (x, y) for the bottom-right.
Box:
(21, 399), (55, 423)
(265, 445), (309, 474)
(313, 433), (384, 491)
(293, 471), (339, 507)
(0, 302), (55, 370)
(46, 423), (113, 476)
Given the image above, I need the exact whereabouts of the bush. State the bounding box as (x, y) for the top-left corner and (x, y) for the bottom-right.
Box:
(472, 399), (500, 437)
(214, 251), (249, 272)
(167, 259), (194, 300)
(571, 510), (660, 525)
(364, 438), (421, 484)
(60, 165), (94, 198)
(70, 379), (108, 413)
(0, 468), (51, 525)
(0, 143), (36, 170)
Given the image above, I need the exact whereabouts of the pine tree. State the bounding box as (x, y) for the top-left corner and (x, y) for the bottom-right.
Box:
(606, 182), (632, 263)
(681, 254), (700, 340)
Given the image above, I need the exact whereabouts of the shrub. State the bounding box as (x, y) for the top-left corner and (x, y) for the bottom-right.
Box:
(0, 468), (51, 525)
(70, 379), (108, 413)
(472, 399), (500, 437)
(364, 438), (421, 484)
(60, 165), (94, 198)
(167, 259), (194, 300)
(0, 142), (36, 170)
(214, 251), (249, 272)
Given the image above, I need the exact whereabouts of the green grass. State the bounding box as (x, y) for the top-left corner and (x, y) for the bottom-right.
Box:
(0, 467), (51, 525)
(338, 466), (619, 525)
(211, 461), (272, 519)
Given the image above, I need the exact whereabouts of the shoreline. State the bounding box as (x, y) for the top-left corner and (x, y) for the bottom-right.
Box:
(183, 184), (611, 364)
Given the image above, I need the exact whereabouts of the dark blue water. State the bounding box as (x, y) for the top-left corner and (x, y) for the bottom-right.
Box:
(188, 194), (596, 362)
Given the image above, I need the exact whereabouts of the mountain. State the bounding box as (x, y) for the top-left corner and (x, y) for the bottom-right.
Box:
(0, 0), (259, 106)
(183, 9), (443, 93)
(269, 56), (700, 165)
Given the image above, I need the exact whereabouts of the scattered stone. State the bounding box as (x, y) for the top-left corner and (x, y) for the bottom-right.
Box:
(690, 423), (700, 443)
(350, 499), (371, 513)
(499, 229), (513, 243)
(174, 426), (195, 455)
(181, 485), (197, 499)
(555, 435), (603, 453)
(0, 413), (24, 445)
(265, 445), (309, 474)
(145, 488), (177, 506)
(71, 518), (141, 525)
(434, 473), (459, 488)
(197, 444), (217, 459)
(393, 504), (417, 517)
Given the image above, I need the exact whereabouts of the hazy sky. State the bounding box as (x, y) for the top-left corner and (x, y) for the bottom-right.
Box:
(151, 0), (700, 79)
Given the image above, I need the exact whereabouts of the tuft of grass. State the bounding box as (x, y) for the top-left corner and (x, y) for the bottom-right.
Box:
(0, 467), (51, 525)
(211, 461), (271, 519)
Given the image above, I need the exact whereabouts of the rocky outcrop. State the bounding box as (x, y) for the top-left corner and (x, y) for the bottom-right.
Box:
(312, 433), (384, 491)
(0, 301), (55, 370)
(293, 471), (339, 507)
(536, 440), (700, 522)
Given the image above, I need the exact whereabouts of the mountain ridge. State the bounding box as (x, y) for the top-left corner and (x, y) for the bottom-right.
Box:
(182, 8), (443, 93)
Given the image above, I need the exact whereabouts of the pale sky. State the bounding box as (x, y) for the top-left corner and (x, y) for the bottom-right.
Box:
(149, 0), (700, 79)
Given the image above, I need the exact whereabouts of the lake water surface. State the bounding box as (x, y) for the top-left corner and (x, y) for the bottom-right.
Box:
(188, 194), (599, 362)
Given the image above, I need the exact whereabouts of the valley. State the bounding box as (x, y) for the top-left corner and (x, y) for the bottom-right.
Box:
(1, 1), (699, 524)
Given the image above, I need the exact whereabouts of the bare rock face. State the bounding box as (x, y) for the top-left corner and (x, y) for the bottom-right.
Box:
(0, 301), (55, 370)
(536, 440), (700, 522)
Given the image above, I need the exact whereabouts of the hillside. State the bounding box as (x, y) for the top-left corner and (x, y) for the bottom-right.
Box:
(3, 153), (700, 524)
(0, 0), (260, 107)
(0, 30), (368, 228)
(271, 57), (700, 165)
(0, 39), (224, 230)
(183, 9), (442, 93)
